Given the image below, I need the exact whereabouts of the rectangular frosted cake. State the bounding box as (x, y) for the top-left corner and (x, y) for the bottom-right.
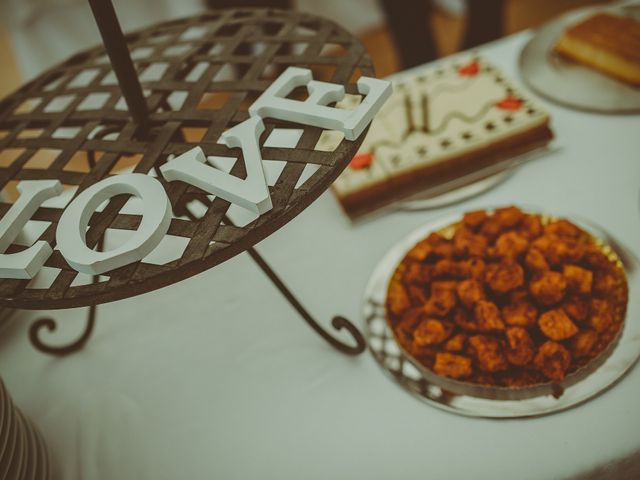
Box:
(327, 56), (553, 217)
(555, 12), (640, 86)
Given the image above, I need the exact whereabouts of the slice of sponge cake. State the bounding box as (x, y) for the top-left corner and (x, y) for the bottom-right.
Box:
(555, 12), (640, 86)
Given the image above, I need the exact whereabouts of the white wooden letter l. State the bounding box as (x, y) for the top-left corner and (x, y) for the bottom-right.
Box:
(0, 180), (63, 279)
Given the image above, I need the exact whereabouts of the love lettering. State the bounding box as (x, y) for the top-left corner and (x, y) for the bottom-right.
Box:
(0, 67), (391, 279)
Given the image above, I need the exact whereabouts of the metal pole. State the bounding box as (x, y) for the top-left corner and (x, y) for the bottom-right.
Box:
(87, 0), (149, 126)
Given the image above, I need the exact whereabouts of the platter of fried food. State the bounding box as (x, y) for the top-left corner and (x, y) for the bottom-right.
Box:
(362, 206), (640, 416)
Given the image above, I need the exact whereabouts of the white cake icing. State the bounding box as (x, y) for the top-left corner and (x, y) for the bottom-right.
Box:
(329, 56), (550, 211)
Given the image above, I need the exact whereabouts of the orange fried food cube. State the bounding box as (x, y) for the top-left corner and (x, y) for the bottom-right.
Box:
(538, 309), (578, 340)
(464, 257), (486, 279)
(453, 308), (479, 332)
(593, 269), (619, 296)
(433, 352), (473, 379)
(534, 341), (571, 383)
(570, 329), (599, 358)
(463, 210), (488, 230)
(562, 295), (590, 322)
(530, 234), (553, 256)
(589, 298), (614, 332)
(456, 279), (485, 309)
(563, 265), (593, 295)
(484, 261), (525, 294)
(414, 318), (454, 346)
(533, 235), (586, 266)
(393, 307), (424, 349)
(410, 233), (454, 261)
(558, 237), (586, 264)
(433, 242), (455, 259)
(407, 285), (429, 305)
(387, 280), (412, 316)
(583, 244), (613, 269)
(468, 335), (508, 372)
(474, 300), (505, 332)
(424, 281), (457, 316)
(454, 227), (488, 258)
(495, 231), (529, 259)
(529, 271), (567, 306)
(433, 259), (469, 279)
(494, 206), (525, 228)
(502, 301), (538, 327)
(426, 232), (446, 244)
(406, 239), (434, 262)
(505, 327), (535, 366)
(480, 217), (503, 242)
(403, 262), (433, 285)
(525, 248), (550, 273)
(445, 333), (467, 352)
(519, 214), (543, 239)
(544, 219), (582, 239)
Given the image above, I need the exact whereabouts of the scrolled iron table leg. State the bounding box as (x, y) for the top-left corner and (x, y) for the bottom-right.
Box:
(244, 245), (366, 355)
(166, 113), (366, 355)
(29, 304), (97, 356)
(174, 194), (367, 355)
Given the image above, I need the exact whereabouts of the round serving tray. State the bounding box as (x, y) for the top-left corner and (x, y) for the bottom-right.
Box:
(0, 8), (373, 309)
(361, 209), (640, 418)
(518, 2), (640, 114)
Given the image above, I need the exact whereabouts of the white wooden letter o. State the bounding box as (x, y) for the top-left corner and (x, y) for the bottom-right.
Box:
(56, 173), (172, 275)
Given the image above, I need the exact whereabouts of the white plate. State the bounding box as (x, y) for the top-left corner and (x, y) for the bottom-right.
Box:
(519, 2), (640, 113)
(361, 208), (640, 417)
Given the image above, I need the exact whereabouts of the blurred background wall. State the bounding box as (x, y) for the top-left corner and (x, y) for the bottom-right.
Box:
(0, 0), (613, 97)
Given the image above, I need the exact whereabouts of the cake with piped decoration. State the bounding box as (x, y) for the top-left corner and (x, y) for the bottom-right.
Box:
(327, 56), (553, 217)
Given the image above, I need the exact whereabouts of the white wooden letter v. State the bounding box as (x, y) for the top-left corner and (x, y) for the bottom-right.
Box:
(160, 116), (272, 215)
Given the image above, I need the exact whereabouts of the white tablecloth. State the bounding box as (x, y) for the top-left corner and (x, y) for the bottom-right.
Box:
(1, 32), (640, 480)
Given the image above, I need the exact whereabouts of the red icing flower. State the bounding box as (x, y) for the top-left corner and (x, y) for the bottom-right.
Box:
(496, 95), (523, 111)
(349, 152), (373, 170)
(458, 60), (480, 77)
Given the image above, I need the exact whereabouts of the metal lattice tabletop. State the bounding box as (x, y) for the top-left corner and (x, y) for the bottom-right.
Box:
(0, 8), (373, 310)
